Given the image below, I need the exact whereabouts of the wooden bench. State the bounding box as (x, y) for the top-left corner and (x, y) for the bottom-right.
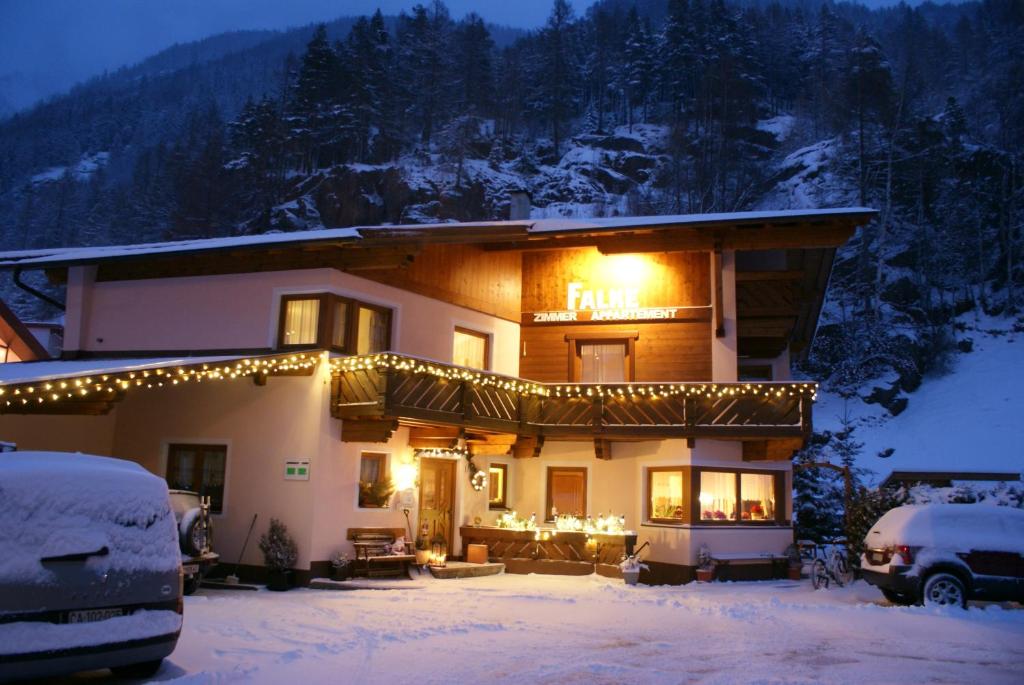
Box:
(346, 528), (416, 579)
(710, 552), (787, 579)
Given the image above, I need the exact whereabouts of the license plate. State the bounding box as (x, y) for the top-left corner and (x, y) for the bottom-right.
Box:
(183, 564), (199, 575)
(869, 551), (885, 564)
(67, 607), (124, 624)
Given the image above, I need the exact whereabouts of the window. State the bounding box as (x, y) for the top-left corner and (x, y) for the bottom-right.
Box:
(546, 467), (587, 520)
(356, 304), (391, 354)
(696, 469), (781, 524)
(277, 294), (391, 353)
(698, 471), (737, 521)
(453, 327), (490, 370)
(280, 297), (320, 346)
(488, 463), (508, 509)
(648, 468), (685, 522)
(580, 343), (626, 382)
(359, 452), (389, 508)
(166, 444), (227, 514)
(567, 332), (637, 382)
(740, 472), (776, 521)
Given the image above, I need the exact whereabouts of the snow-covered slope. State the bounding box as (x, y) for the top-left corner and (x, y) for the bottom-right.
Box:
(814, 324), (1024, 481)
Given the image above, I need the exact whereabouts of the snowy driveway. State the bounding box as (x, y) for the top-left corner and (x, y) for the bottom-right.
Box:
(60, 575), (1024, 684)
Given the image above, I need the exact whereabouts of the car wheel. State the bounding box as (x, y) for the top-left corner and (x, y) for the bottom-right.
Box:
(880, 588), (914, 605)
(922, 572), (967, 608)
(811, 559), (829, 590)
(111, 659), (163, 678)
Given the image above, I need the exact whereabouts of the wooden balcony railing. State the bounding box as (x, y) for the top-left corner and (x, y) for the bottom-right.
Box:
(331, 353), (815, 440)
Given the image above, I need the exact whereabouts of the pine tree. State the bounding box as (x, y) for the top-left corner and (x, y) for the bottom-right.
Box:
(453, 13), (495, 117)
(534, 0), (579, 156)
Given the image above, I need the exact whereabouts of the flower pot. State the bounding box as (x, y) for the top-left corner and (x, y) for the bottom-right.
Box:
(622, 569), (641, 586)
(787, 565), (802, 581)
(266, 569), (292, 591)
(695, 567), (714, 583)
(331, 564), (353, 581)
(415, 549), (431, 565)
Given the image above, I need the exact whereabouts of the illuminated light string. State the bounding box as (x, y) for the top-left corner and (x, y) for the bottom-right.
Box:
(332, 353), (818, 401)
(0, 354), (318, 408)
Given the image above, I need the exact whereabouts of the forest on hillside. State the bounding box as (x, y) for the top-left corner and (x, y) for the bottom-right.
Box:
(0, 0), (1021, 406)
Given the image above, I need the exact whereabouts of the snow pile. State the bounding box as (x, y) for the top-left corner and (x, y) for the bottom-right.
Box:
(0, 610), (181, 656)
(30, 151), (109, 185)
(866, 504), (1024, 553)
(0, 451), (180, 583)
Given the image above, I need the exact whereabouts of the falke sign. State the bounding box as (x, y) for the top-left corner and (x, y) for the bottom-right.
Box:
(523, 282), (700, 325)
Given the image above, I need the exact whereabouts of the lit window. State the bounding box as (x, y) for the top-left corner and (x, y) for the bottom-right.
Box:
(166, 444), (227, 514)
(579, 343), (626, 382)
(740, 473), (775, 521)
(356, 305), (390, 354)
(488, 463), (508, 509)
(699, 471), (737, 521)
(281, 298), (320, 345)
(454, 327), (489, 370)
(649, 468), (685, 521)
(546, 467), (587, 519)
(358, 452), (389, 508)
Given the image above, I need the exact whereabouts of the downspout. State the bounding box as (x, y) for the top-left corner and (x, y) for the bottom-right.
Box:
(13, 267), (66, 311)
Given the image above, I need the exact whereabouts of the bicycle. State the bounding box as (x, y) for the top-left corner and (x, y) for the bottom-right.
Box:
(798, 538), (853, 589)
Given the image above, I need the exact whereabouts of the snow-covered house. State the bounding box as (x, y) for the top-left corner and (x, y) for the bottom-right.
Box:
(0, 209), (874, 584)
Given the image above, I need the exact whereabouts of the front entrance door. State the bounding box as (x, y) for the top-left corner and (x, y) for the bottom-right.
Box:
(418, 457), (456, 555)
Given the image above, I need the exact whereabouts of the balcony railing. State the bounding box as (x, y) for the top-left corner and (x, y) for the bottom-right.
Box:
(330, 353), (815, 440)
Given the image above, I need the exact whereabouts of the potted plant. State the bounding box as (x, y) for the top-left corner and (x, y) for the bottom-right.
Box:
(258, 518), (298, 591)
(619, 553), (649, 586)
(695, 543), (714, 582)
(359, 478), (395, 508)
(414, 535), (431, 566)
(784, 543), (803, 580)
(330, 551), (354, 581)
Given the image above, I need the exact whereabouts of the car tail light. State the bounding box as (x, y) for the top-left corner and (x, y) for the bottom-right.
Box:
(894, 545), (913, 565)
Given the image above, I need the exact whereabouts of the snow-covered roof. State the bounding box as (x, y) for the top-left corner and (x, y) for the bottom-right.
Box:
(0, 208), (875, 269)
(0, 354), (253, 386)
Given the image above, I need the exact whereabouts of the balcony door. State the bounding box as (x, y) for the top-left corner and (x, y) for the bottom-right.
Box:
(568, 333), (637, 382)
(418, 458), (456, 552)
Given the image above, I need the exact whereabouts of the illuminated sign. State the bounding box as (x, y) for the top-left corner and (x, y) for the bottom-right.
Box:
(524, 281), (704, 324)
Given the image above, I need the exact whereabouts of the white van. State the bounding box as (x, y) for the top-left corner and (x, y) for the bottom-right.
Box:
(0, 452), (183, 680)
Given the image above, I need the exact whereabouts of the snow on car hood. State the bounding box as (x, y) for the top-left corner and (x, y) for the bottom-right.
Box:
(866, 503), (1024, 554)
(0, 451), (180, 582)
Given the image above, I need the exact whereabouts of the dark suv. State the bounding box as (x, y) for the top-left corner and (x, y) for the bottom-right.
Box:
(168, 490), (219, 594)
(861, 504), (1024, 607)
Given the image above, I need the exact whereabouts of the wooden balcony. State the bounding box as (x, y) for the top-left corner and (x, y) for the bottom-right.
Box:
(331, 354), (815, 454)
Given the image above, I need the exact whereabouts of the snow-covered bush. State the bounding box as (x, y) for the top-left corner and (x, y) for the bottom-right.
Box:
(258, 518), (298, 572)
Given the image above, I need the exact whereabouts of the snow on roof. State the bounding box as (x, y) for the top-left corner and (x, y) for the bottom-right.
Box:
(0, 354), (252, 386)
(0, 209), (875, 268)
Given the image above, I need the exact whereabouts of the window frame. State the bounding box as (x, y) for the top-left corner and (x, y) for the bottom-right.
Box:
(488, 462), (508, 510)
(691, 466), (786, 526)
(358, 451), (390, 509)
(565, 331), (638, 382)
(453, 326), (491, 371)
(647, 466), (688, 524)
(165, 443), (228, 515)
(545, 466), (588, 521)
(276, 293), (391, 354)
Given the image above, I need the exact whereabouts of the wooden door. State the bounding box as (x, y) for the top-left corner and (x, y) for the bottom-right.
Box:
(418, 458), (456, 553)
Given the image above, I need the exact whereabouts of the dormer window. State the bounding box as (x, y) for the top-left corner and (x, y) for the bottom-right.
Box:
(278, 294), (391, 353)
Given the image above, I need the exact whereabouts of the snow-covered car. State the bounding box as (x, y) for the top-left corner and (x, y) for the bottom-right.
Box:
(169, 490), (219, 594)
(860, 504), (1024, 607)
(0, 451), (183, 681)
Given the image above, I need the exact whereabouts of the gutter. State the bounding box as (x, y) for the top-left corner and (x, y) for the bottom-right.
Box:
(13, 267), (65, 312)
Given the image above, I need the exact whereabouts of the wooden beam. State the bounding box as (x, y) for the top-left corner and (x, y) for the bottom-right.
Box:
(513, 435), (544, 458)
(594, 438), (612, 460)
(341, 419), (398, 443)
(468, 443), (513, 456)
(743, 438), (805, 461)
(713, 249), (725, 338)
(735, 270), (805, 282)
(408, 425), (462, 449)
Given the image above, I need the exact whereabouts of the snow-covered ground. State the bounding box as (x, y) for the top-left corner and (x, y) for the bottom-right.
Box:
(815, 324), (1024, 481)
(51, 574), (1024, 684)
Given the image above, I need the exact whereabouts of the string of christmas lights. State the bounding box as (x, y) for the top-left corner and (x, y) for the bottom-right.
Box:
(0, 354), (318, 410)
(333, 353), (818, 401)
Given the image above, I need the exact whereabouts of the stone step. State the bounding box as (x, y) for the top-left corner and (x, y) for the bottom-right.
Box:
(428, 561), (505, 579)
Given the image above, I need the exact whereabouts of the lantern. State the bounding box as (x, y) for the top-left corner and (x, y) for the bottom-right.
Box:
(430, 536), (447, 568)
